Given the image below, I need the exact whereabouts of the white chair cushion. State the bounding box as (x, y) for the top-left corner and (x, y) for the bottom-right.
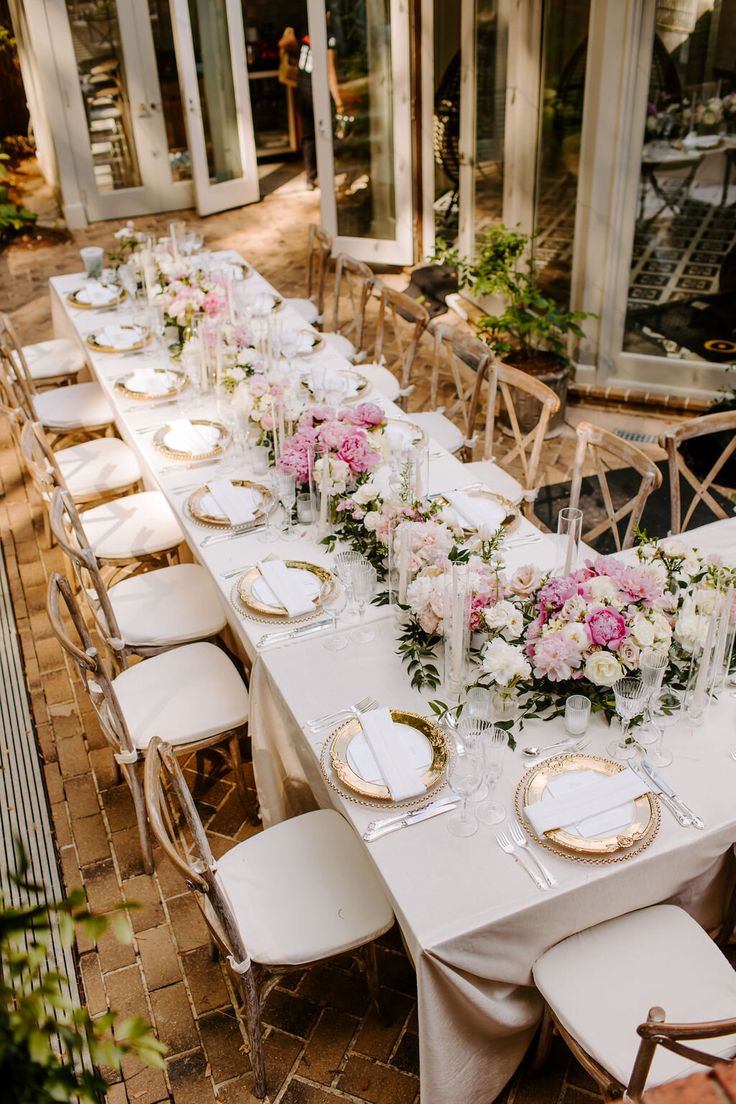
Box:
(461, 460), (525, 506)
(287, 298), (319, 325)
(322, 331), (357, 360)
(33, 382), (113, 431)
(108, 563), (226, 647)
(533, 904), (736, 1091)
(17, 338), (86, 381)
(359, 363), (400, 402)
(112, 641), (248, 749)
(412, 411), (465, 454)
(216, 809), (394, 967)
(80, 490), (182, 560)
(58, 437), (141, 500)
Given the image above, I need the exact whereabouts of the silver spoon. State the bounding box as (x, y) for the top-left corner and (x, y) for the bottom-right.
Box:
(522, 736), (583, 757)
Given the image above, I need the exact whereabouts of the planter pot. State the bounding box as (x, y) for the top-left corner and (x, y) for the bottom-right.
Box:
(498, 353), (569, 439)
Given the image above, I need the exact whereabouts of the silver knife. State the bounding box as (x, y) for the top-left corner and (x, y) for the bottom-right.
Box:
(365, 795), (457, 833)
(640, 760), (704, 830)
(201, 526), (264, 546)
(257, 619), (333, 649)
(363, 799), (459, 842)
(628, 761), (691, 828)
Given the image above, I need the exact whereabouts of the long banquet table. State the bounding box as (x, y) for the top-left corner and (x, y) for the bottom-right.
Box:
(49, 262), (736, 1104)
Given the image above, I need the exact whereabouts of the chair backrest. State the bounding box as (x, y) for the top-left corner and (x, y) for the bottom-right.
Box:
(374, 286), (430, 390)
(0, 350), (28, 448)
(0, 340), (35, 426)
(143, 736), (250, 965)
(627, 1006), (736, 1102)
(19, 418), (66, 503)
(305, 225), (333, 319)
(479, 356), (561, 498)
(330, 252), (374, 355)
(0, 312), (38, 398)
(48, 487), (130, 666)
(659, 411), (736, 534)
(46, 570), (135, 759)
(569, 421), (663, 552)
(430, 323), (491, 445)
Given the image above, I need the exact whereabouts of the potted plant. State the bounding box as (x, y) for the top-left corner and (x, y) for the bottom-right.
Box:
(435, 223), (594, 436)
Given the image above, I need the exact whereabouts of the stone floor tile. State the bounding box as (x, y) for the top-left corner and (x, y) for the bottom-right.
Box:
(167, 1050), (218, 1104)
(88, 746), (120, 790)
(56, 733), (91, 779)
(337, 1056), (417, 1104)
(51, 800), (72, 848)
(389, 1032), (419, 1077)
(297, 1007), (359, 1085)
(123, 873), (166, 933)
(168, 893), (210, 953)
(150, 980), (200, 1055)
(105, 1081), (128, 1104)
(96, 926), (137, 975)
(351, 993), (412, 1063)
(79, 952), (108, 1017)
(83, 858), (123, 913)
(118, 1062), (169, 1104)
(298, 965), (371, 1018)
(104, 963), (149, 1021)
(43, 760), (64, 804)
(110, 825), (148, 880)
(198, 1008), (250, 1084)
(102, 783), (139, 833)
(263, 987), (320, 1039)
(138, 925), (182, 991)
(213, 1074), (263, 1104)
(181, 946), (230, 1016)
(261, 1030), (304, 1098)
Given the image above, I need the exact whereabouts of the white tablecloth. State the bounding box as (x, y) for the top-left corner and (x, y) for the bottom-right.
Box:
(51, 268), (736, 1104)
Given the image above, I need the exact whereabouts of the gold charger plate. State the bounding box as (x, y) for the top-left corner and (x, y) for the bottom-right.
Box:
(289, 331), (325, 357)
(68, 285), (126, 310)
(249, 293), (283, 318)
(236, 560), (333, 621)
(329, 710), (448, 801)
(438, 488), (520, 535)
(515, 753), (660, 863)
(153, 419), (229, 461)
(383, 418), (428, 446)
(186, 479), (274, 530)
(301, 368), (368, 402)
(85, 324), (152, 353)
(115, 368), (188, 402)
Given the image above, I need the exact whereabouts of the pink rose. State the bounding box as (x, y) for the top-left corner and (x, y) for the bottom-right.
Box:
(585, 607), (628, 649)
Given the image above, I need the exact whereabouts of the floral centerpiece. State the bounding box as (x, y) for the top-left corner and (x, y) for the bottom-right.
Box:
(278, 402), (386, 499)
(107, 220), (147, 268)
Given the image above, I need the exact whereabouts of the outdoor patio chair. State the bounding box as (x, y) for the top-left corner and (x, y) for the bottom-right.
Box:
(373, 285), (430, 405)
(47, 572), (254, 873)
(569, 421), (662, 551)
(410, 324), (490, 457)
(49, 487), (226, 667)
(143, 736), (394, 1099)
(285, 224), (333, 326)
(462, 356), (560, 523)
(659, 410), (736, 534)
(0, 311), (87, 390)
(532, 904), (736, 1102)
(0, 337), (114, 449)
(321, 252), (374, 362)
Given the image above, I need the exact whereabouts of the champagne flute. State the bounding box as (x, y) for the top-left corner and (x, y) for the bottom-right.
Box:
(446, 746), (483, 837)
(607, 677), (648, 760)
(648, 688), (682, 768)
(638, 648), (668, 746)
(350, 562), (377, 644)
(475, 725), (507, 826)
(335, 551), (362, 620)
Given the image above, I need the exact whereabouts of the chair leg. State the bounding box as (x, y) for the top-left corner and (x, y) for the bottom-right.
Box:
(530, 1005), (554, 1074)
(240, 968), (267, 1098)
(361, 942), (391, 1026)
(229, 733), (257, 824)
(129, 762), (154, 874)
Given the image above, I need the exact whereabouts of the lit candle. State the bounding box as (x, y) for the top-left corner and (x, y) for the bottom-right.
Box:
(169, 222), (179, 260)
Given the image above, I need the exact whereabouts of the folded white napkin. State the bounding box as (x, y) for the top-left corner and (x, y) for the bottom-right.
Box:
(126, 368), (175, 395)
(356, 707), (425, 801)
(164, 419), (220, 455)
(251, 292), (277, 316)
(94, 325), (142, 350)
(525, 770), (650, 837)
(446, 490), (506, 531)
(76, 281), (119, 306)
(257, 559), (315, 617)
(205, 479), (256, 526)
(295, 331), (315, 353)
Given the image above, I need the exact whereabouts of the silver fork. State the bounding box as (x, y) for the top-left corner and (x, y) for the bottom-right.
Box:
(306, 695), (376, 731)
(508, 821), (557, 888)
(496, 830), (547, 890)
(309, 699), (380, 732)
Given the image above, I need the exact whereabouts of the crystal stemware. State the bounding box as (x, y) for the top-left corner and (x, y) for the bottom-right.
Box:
(476, 725), (507, 826)
(446, 746), (483, 838)
(276, 470), (298, 541)
(638, 648), (668, 746)
(607, 677), (648, 760)
(334, 551), (362, 619)
(321, 587), (349, 652)
(350, 562), (377, 644)
(648, 687), (682, 768)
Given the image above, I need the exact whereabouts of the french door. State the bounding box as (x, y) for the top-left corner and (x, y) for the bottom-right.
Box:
(306, 0), (415, 265)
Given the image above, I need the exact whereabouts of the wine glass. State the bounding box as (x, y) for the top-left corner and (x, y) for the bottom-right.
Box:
(607, 677), (648, 760)
(446, 746), (483, 838)
(324, 372), (348, 418)
(276, 470), (298, 541)
(321, 587), (349, 652)
(456, 714), (489, 799)
(638, 648), (668, 746)
(648, 687), (682, 768)
(464, 686), (492, 722)
(350, 562), (377, 644)
(476, 725), (507, 826)
(335, 551), (362, 619)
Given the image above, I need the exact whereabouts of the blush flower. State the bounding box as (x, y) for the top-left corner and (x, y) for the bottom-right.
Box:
(585, 607), (628, 649)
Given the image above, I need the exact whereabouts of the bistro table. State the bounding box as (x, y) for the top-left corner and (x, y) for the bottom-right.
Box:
(49, 263), (736, 1104)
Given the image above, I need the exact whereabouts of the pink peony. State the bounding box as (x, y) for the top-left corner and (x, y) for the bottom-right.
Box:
(585, 606), (628, 649)
(341, 402), (385, 428)
(317, 419), (349, 451)
(336, 427), (380, 474)
(202, 289), (226, 316)
(531, 633), (584, 681)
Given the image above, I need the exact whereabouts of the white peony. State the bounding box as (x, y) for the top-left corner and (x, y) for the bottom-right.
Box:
(480, 638), (531, 686)
(586, 576), (622, 605)
(562, 621), (590, 649)
(584, 650), (624, 687)
(482, 600), (516, 632)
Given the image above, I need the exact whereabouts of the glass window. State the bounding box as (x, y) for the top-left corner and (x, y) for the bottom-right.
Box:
(432, 0), (461, 240)
(147, 0), (191, 182)
(473, 0), (505, 249)
(187, 0), (243, 183)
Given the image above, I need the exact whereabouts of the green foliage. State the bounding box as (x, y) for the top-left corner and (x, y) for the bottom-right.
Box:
(0, 844), (166, 1104)
(396, 616), (441, 692)
(0, 140), (37, 246)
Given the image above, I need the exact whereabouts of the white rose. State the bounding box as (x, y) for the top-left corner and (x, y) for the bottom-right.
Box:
(562, 621), (589, 649)
(584, 651), (623, 687)
(481, 638), (531, 686)
(650, 611), (672, 646)
(587, 576), (622, 605)
(631, 612), (656, 648)
(501, 607), (524, 642)
(363, 510), (380, 532)
(352, 481), (379, 506)
(618, 640), (640, 670)
(660, 538), (688, 559)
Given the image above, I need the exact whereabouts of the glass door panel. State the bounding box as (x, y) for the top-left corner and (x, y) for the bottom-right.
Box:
(170, 0), (259, 214)
(308, 0), (414, 265)
(146, 0), (192, 182)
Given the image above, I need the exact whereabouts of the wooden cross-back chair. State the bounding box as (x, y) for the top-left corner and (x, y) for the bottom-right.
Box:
(434, 324), (492, 454)
(325, 252), (374, 361)
(47, 571), (252, 873)
(659, 411), (736, 534)
(287, 224), (333, 327)
(144, 736), (394, 1099)
(569, 421), (662, 551)
(0, 350), (26, 450)
(0, 311), (84, 391)
(374, 285), (430, 400)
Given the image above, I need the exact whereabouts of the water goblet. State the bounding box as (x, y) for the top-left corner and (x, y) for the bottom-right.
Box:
(335, 551), (362, 619)
(80, 245), (104, 280)
(350, 562), (377, 644)
(446, 746), (483, 838)
(456, 715), (490, 799)
(324, 373), (348, 418)
(321, 587), (349, 652)
(276, 470), (298, 541)
(476, 725), (507, 826)
(465, 686), (492, 722)
(564, 694), (591, 737)
(638, 648), (668, 746)
(648, 687), (682, 768)
(607, 677), (648, 760)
